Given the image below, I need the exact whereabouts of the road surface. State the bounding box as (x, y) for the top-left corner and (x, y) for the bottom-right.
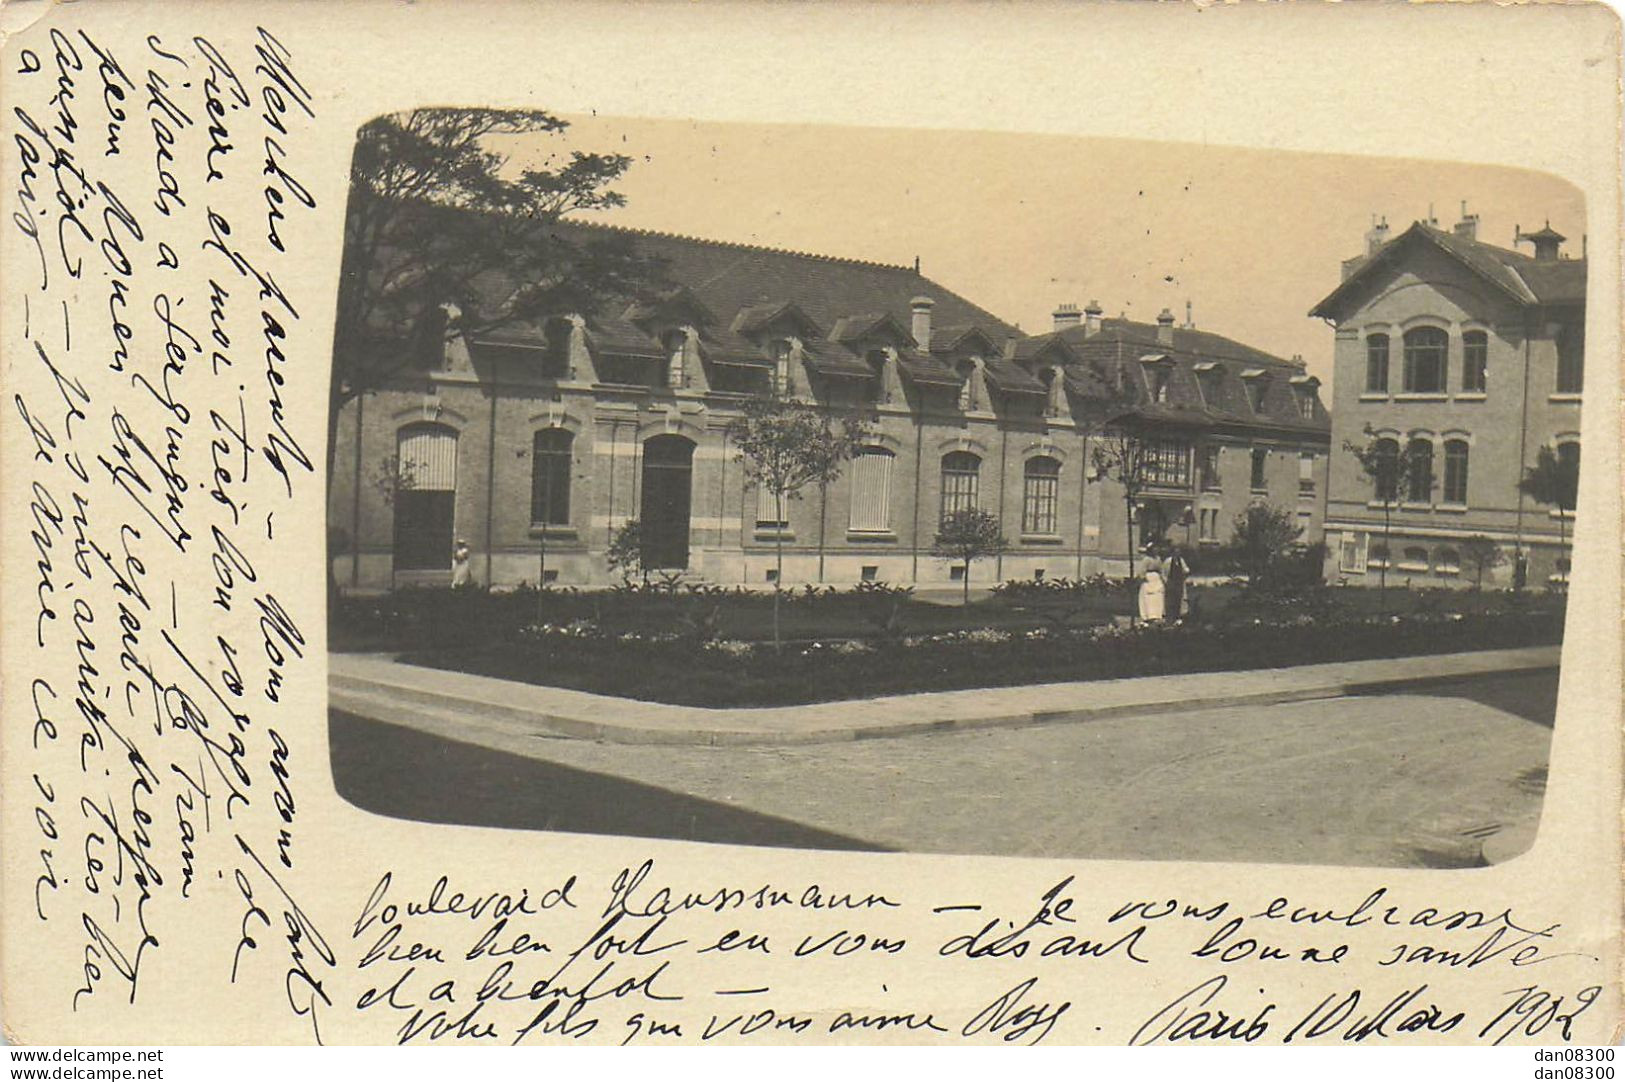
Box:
(329, 669), (1556, 869)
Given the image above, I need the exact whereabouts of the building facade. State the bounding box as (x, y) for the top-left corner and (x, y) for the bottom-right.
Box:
(1311, 214), (1586, 588)
(329, 221), (1330, 592)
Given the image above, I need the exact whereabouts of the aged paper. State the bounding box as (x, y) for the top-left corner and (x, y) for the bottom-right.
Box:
(1, 0), (1620, 1048)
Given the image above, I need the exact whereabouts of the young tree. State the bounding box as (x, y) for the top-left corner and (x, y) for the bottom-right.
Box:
(1459, 534), (1505, 590)
(1091, 429), (1152, 579)
(333, 108), (667, 589)
(728, 394), (871, 651)
(1518, 445), (1580, 571)
(1343, 426), (1433, 607)
(1229, 503), (1303, 589)
(606, 519), (647, 585)
(934, 509), (1009, 604)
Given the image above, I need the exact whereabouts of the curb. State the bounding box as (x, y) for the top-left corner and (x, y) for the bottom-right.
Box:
(329, 646), (1561, 749)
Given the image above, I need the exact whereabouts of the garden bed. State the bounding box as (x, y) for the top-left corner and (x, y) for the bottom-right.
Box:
(393, 603), (1566, 708)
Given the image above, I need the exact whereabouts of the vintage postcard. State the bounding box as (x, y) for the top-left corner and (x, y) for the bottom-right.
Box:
(1, 0), (1620, 1052)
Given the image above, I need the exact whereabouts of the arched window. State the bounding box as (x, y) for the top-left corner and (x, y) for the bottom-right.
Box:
(1402, 327), (1448, 393)
(940, 451), (981, 520)
(1022, 457), (1061, 535)
(848, 447), (895, 532)
(394, 423), (459, 571)
(1372, 437), (1400, 503)
(1365, 334), (1390, 393)
(1443, 439), (1470, 505)
(1436, 547), (1461, 575)
(531, 429), (573, 526)
(1402, 546), (1431, 570)
(1462, 331), (1488, 392)
(664, 330), (687, 389)
(1406, 437), (1434, 503)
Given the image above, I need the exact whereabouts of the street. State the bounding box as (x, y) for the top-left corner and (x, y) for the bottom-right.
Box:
(330, 668), (1556, 869)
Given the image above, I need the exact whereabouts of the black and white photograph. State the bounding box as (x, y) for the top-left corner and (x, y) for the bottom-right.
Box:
(324, 111), (1582, 869)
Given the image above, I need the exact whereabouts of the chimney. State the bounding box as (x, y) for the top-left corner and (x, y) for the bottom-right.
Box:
(1516, 221), (1566, 262)
(1452, 200), (1478, 241)
(1184, 300), (1194, 329)
(1156, 308), (1175, 346)
(1084, 299), (1104, 337)
(910, 295), (934, 351)
(1366, 215), (1391, 256)
(1052, 302), (1082, 332)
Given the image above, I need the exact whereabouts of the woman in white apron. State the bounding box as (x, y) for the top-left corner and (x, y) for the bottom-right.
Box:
(1138, 556), (1166, 624)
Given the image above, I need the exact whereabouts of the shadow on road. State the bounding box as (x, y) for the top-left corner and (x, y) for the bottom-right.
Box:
(329, 711), (891, 852)
(1347, 668), (1559, 729)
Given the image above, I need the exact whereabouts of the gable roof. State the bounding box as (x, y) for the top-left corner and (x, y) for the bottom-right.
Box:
(1310, 221), (1587, 321)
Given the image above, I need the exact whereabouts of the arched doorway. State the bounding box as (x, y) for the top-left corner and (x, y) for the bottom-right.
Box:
(641, 435), (695, 570)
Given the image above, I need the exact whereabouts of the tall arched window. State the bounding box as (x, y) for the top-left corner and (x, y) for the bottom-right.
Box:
(531, 429), (573, 526)
(1372, 437), (1400, 503)
(1443, 439), (1470, 505)
(394, 423), (459, 571)
(1461, 331), (1488, 392)
(848, 447), (895, 532)
(940, 451), (981, 520)
(1365, 333), (1390, 393)
(1022, 457), (1061, 535)
(1402, 327), (1448, 393)
(1406, 437), (1434, 503)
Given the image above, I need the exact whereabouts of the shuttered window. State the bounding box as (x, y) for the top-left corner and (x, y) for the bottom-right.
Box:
(756, 482), (787, 528)
(848, 448), (894, 532)
(398, 424), (457, 491)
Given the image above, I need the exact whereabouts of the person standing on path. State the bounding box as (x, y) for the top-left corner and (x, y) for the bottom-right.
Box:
(1138, 545), (1165, 624)
(1164, 542), (1189, 623)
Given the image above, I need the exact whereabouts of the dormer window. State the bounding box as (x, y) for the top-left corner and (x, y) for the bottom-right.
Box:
(773, 339), (793, 395)
(957, 359), (978, 411)
(1242, 369), (1269, 413)
(542, 318), (572, 379)
(865, 348), (890, 404)
(664, 330), (687, 389)
(1152, 370), (1171, 404)
(1193, 361), (1221, 406)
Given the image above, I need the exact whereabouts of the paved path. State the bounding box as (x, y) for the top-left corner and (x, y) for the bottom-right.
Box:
(330, 669), (1556, 869)
(330, 644), (1561, 746)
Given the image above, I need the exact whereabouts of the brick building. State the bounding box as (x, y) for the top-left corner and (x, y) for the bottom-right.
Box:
(1311, 212), (1586, 588)
(328, 221), (1330, 591)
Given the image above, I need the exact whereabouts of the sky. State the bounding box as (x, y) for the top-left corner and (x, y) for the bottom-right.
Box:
(496, 114), (1585, 389)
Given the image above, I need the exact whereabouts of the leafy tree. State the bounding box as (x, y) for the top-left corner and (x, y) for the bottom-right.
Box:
(606, 519), (647, 584)
(1459, 534), (1505, 590)
(1343, 426), (1433, 607)
(333, 108), (667, 589)
(728, 394), (872, 651)
(1228, 503), (1303, 590)
(933, 509), (1009, 604)
(1518, 445), (1580, 571)
(1091, 429), (1154, 579)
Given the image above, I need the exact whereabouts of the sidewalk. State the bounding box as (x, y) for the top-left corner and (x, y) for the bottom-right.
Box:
(329, 643), (1562, 748)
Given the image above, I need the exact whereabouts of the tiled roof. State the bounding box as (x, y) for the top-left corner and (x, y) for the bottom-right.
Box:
(1311, 222), (1586, 319)
(542, 219), (1019, 352)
